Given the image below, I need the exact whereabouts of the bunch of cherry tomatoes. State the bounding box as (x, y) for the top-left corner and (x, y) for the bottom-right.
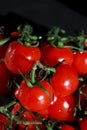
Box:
(0, 24), (87, 130)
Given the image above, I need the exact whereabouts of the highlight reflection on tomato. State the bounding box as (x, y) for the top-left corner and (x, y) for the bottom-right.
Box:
(48, 94), (76, 121)
(73, 51), (87, 74)
(5, 41), (41, 74)
(42, 47), (73, 66)
(51, 64), (79, 96)
(14, 80), (54, 112)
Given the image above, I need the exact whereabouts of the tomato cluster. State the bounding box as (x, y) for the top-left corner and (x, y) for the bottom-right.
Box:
(0, 25), (87, 130)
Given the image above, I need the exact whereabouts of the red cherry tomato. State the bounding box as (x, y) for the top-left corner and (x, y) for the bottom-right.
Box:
(84, 41), (87, 47)
(14, 80), (54, 112)
(0, 61), (12, 95)
(51, 64), (79, 96)
(4, 41), (41, 74)
(42, 46), (73, 67)
(17, 110), (45, 130)
(0, 43), (9, 59)
(79, 117), (87, 130)
(61, 125), (75, 130)
(0, 113), (9, 130)
(48, 94), (76, 121)
(0, 34), (9, 59)
(73, 51), (87, 74)
(10, 31), (21, 37)
(11, 103), (21, 114)
(37, 108), (49, 118)
(39, 40), (52, 65)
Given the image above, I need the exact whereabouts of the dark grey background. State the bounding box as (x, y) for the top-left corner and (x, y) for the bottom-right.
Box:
(0, 0), (87, 34)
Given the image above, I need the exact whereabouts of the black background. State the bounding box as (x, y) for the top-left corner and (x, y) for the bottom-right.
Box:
(0, 0), (87, 34)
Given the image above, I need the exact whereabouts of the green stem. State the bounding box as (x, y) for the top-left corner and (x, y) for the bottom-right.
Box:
(30, 62), (37, 84)
(36, 61), (56, 73)
(4, 101), (16, 109)
(30, 61), (56, 84)
(18, 69), (33, 87)
(0, 101), (17, 129)
(14, 115), (42, 125)
(64, 45), (83, 51)
(0, 38), (10, 45)
(36, 126), (40, 130)
(80, 91), (87, 96)
(0, 101), (16, 113)
(46, 122), (54, 130)
(37, 82), (50, 98)
(78, 88), (82, 111)
(84, 111), (87, 115)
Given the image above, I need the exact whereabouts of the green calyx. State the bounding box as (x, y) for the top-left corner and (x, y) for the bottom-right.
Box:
(17, 24), (40, 47)
(46, 27), (87, 51)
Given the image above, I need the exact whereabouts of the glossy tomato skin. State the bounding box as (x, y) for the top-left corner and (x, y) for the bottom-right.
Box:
(4, 41), (41, 74)
(42, 47), (73, 67)
(14, 80), (54, 112)
(11, 103), (21, 114)
(48, 94), (76, 121)
(73, 51), (87, 74)
(51, 64), (79, 96)
(0, 61), (12, 95)
(79, 117), (87, 130)
(61, 125), (75, 130)
(37, 108), (49, 118)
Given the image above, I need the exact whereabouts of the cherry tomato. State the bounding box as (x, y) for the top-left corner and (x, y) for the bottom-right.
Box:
(61, 125), (75, 130)
(11, 103), (21, 114)
(51, 64), (79, 96)
(0, 43), (9, 59)
(14, 80), (54, 112)
(41, 46), (73, 67)
(39, 40), (52, 65)
(4, 40), (41, 74)
(84, 41), (87, 47)
(73, 51), (87, 74)
(17, 110), (45, 130)
(0, 61), (12, 95)
(37, 108), (49, 118)
(0, 34), (9, 59)
(48, 94), (76, 121)
(10, 31), (21, 37)
(79, 117), (87, 130)
(0, 113), (9, 130)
